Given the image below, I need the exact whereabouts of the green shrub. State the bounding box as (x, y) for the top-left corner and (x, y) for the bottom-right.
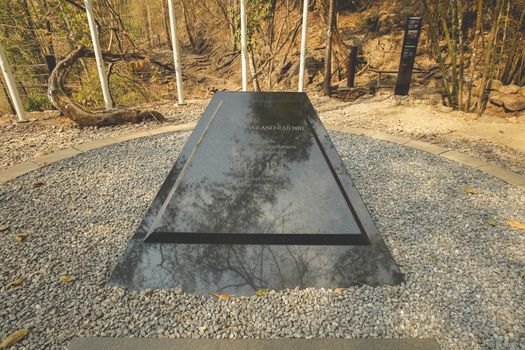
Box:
(24, 93), (52, 112)
(73, 64), (157, 109)
(357, 14), (380, 33)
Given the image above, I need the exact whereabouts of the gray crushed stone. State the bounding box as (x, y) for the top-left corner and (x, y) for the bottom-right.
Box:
(0, 131), (524, 350)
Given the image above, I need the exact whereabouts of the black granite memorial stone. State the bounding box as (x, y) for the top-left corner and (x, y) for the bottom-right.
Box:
(145, 93), (369, 245)
(108, 92), (403, 295)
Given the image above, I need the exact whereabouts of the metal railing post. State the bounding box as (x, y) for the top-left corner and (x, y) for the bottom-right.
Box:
(84, 0), (113, 110)
(0, 43), (28, 122)
(298, 0), (309, 92)
(168, 0), (186, 104)
(240, 0), (248, 91)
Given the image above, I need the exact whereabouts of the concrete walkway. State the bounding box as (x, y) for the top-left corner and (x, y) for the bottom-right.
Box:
(1, 121), (524, 191)
(68, 338), (442, 350)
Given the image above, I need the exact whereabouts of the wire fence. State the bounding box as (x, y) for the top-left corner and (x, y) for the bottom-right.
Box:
(0, 48), (176, 115)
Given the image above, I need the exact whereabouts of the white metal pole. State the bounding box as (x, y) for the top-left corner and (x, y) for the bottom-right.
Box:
(0, 43), (28, 122)
(298, 0), (309, 92)
(168, 0), (186, 105)
(240, 0), (248, 91)
(84, 0), (112, 111)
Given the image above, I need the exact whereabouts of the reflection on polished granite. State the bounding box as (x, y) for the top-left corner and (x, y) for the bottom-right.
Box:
(108, 92), (403, 295)
(145, 92), (368, 245)
(109, 240), (402, 295)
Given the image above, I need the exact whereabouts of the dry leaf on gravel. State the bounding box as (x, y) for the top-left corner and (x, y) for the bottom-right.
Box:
(8, 278), (24, 288)
(334, 288), (346, 295)
(210, 292), (230, 300)
(15, 232), (29, 243)
(217, 293), (230, 300)
(0, 224), (10, 232)
(487, 218), (497, 226)
(255, 288), (270, 296)
(0, 328), (29, 349)
(506, 220), (525, 231)
(96, 225), (112, 234)
(464, 187), (479, 194)
(59, 274), (73, 283)
(31, 181), (45, 188)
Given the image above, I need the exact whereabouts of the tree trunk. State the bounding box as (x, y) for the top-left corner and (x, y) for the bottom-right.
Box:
(161, 0), (173, 49)
(422, 0), (453, 107)
(248, 48), (261, 91)
(211, 0), (237, 50)
(323, 0), (336, 96)
(438, 0), (459, 107)
(21, 0), (48, 64)
(42, 0), (56, 58)
(495, 0), (511, 78)
(48, 46), (165, 127)
(181, 0), (197, 49)
(465, 0), (483, 111)
(145, 2), (154, 49)
(0, 77), (15, 114)
(347, 46), (358, 88)
(500, 7), (525, 84)
(476, 0), (504, 115)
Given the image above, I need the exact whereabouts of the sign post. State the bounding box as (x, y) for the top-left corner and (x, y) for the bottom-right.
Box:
(394, 17), (422, 96)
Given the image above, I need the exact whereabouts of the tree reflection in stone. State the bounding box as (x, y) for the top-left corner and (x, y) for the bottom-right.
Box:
(108, 92), (403, 295)
(151, 96), (314, 236)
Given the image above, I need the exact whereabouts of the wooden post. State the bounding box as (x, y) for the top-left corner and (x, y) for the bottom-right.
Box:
(346, 46), (358, 88)
(0, 43), (28, 122)
(298, 0), (309, 92)
(167, 0), (186, 104)
(84, 0), (113, 110)
(240, 0), (248, 91)
(323, 0), (336, 96)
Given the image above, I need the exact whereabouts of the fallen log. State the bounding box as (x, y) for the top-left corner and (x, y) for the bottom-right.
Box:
(48, 46), (165, 127)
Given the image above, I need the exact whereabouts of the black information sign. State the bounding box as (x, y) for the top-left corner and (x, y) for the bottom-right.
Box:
(395, 17), (422, 96)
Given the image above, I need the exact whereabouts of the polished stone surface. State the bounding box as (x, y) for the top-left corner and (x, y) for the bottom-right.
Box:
(145, 92), (368, 245)
(108, 92), (403, 294)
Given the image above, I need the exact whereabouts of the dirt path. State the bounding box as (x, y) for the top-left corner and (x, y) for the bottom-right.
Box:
(1, 93), (524, 176)
(313, 93), (525, 175)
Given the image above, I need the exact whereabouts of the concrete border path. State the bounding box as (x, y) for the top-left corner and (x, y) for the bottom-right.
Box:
(1, 121), (524, 191)
(68, 337), (442, 350)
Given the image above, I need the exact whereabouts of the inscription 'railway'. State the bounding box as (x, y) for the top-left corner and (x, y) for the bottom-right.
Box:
(246, 124), (306, 132)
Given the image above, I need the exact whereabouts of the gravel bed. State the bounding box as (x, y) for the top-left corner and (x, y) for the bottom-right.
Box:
(0, 131), (524, 350)
(0, 100), (207, 168)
